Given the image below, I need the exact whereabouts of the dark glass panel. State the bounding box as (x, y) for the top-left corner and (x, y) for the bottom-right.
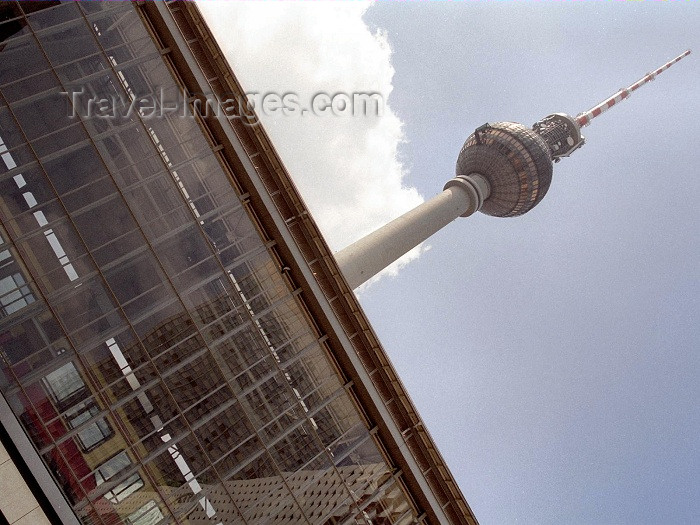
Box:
(34, 14), (102, 67)
(99, 34), (154, 65)
(60, 175), (118, 214)
(90, 230), (145, 271)
(182, 277), (243, 315)
(23, 1), (80, 30)
(110, 150), (165, 189)
(77, 1), (124, 16)
(56, 50), (111, 84)
(146, 432), (213, 486)
(144, 312), (200, 366)
(34, 256), (96, 302)
(0, 34), (51, 86)
(0, 145), (37, 178)
(109, 55), (161, 105)
(222, 442), (274, 482)
(0, 3), (29, 43)
(240, 371), (298, 427)
(0, 104), (25, 152)
(14, 217), (90, 278)
(153, 224), (214, 278)
(257, 295), (309, 351)
(60, 69), (142, 139)
(42, 143), (108, 196)
(192, 398), (253, 467)
(271, 422), (324, 470)
(51, 277), (121, 338)
(1, 70), (58, 104)
(213, 324), (268, 378)
(115, 384), (188, 450)
(130, 298), (184, 341)
(274, 331), (318, 368)
(159, 351), (224, 415)
(179, 154), (241, 211)
(0, 305), (69, 381)
(71, 194), (138, 254)
(126, 173), (187, 219)
(87, 5), (148, 51)
(81, 333), (158, 410)
(0, 164), (57, 220)
(102, 250), (168, 306)
(293, 369), (344, 418)
(10, 88), (78, 136)
(228, 252), (283, 311)
(168, 256), (223, 297)
(93, 123), (156, 173)
(123, 287), (178, 332)
(3, 198), (68, 242)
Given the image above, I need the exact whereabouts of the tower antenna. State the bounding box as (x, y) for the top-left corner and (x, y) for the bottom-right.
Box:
(576, 49), (691, 127)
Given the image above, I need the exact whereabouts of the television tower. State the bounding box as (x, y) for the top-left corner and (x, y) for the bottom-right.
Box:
(335, 50), (691, 289)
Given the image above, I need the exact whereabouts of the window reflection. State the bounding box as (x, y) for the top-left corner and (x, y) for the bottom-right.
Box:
(0, 249), (35, 316)
(94, 451), (144, 504)
(64, 400), (113, 452)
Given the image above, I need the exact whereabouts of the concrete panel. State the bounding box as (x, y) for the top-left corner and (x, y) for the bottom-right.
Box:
(0, 458), (39, 524)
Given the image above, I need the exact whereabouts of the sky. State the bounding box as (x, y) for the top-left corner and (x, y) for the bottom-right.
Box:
(198, 2), (699, 524)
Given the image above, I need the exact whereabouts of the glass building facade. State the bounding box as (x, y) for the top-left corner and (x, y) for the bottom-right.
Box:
(0, 2), (476, 525)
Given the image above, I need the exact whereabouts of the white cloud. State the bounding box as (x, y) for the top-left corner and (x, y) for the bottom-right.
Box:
(197, 1), (425, 286)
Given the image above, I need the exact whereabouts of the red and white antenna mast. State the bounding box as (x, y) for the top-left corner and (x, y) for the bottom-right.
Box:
(531, 49), (691, 161)
(576, 49), (691, 127)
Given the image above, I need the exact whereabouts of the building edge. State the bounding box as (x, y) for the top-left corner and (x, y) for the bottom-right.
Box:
(1, 393), (79, 525)
(135, 2), (479, 524)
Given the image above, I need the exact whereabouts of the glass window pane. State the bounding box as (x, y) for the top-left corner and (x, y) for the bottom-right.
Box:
(71, 195), (138, 253)
(15, 219), (93, 294)
(154, 225), (214, 278)
(0, 306), (67, 380)
(43, 361), (86, 405)
(11, 90), (75, 141)
(1, 70), (59, 104)
(89, 6), (149, 51)
(42, 143), (109, 196)
(125, 500), (164, 525)
(34, 15), (102, 67)
(24, 2), (81, 31)
(0, 8), (30, 43)
(93, 450), (144, 503)
(64, 400), (113, 451)
(102, 251), (167, 306)
(0, 165), (57, 220)
(0, 250), (37, 318)
(52, 278), (121, 337)
(0, 34), (51, 86)
(0, 106), (26, 154)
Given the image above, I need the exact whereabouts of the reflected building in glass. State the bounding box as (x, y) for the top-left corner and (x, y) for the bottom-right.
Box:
(0, 2), (477, 524)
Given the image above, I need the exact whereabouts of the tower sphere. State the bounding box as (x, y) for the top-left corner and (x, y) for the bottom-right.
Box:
(455, 122), (553, 217)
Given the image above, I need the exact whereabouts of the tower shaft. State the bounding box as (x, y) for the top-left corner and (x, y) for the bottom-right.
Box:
(335, 175), (489, 289)
(576, 49), (691, 127)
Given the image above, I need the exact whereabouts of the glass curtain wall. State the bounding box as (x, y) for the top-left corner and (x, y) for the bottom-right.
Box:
(0, 2), (416, 524)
